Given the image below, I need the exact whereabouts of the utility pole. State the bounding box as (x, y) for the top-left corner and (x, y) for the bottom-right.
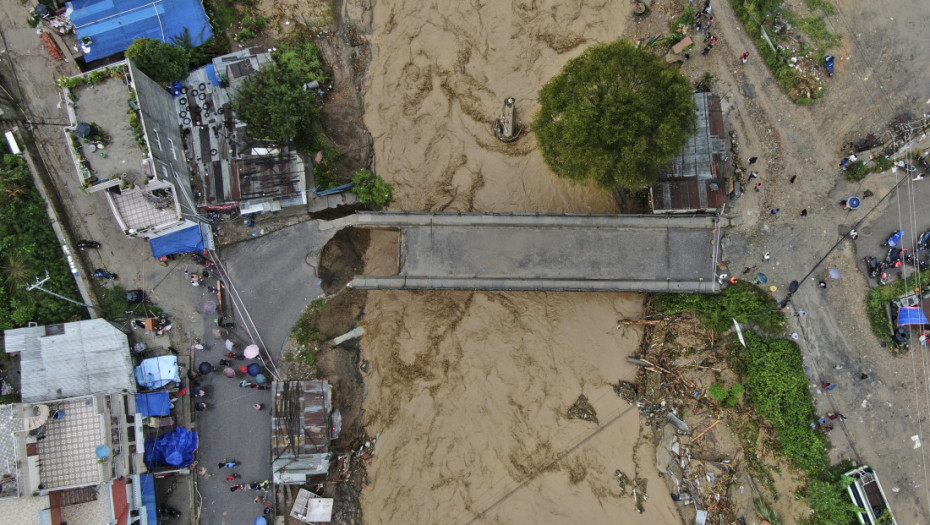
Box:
(26, 272), (101, 311)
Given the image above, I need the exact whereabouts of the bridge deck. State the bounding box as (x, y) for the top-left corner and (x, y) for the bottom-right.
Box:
(346, 212), (723, 293)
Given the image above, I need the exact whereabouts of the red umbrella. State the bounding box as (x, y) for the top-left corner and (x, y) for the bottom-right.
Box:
(240, 365), (249, 374)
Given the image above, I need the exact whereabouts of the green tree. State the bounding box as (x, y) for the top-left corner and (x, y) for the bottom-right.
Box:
(125, 38), (190, 83)
(534, 41), (697, 190)
(233, 42), (329, 149)
(352, 169), (394, 209)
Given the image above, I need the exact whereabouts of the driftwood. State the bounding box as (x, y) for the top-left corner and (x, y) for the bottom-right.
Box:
(691, 419), (722, 444)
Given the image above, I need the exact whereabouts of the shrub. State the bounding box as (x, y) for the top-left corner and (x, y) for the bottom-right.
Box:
(654, 281), (787, 334)
(352, 169), (395, 209)
(708, 383), (729, 403)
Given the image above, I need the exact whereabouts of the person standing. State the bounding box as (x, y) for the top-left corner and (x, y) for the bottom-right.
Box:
(740, 52), (750, 63)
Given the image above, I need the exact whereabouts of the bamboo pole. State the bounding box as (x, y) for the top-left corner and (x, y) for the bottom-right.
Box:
(691, 419), (722, 444)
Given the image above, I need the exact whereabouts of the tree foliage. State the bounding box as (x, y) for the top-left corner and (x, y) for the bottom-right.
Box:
(352, 169), (394, 209)
(654, 281), (787, 334)
(125, 38), (189, 83)
(233, 42), (329, 149)
(0, 151), (84, 329)
(803, 476), (863, 525)
(534, 41), (697, 190)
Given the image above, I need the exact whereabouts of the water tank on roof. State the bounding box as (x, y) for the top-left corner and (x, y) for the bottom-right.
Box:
(74, 122), (96, 138)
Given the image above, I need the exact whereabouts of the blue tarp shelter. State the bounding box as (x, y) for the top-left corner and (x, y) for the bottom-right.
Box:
(135, 355), (180, 390)
(139, 474), (157, 525)
(68, 0), (213, 63)
(150, 224), (205, 258)
(144, 427), (198, 468)
(205, 63), (221, 86)
(135, 392), (172, 417)
(898, 306), (929, 326)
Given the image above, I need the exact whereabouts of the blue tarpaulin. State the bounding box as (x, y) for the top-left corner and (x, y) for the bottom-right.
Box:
(205, 63), (221, 86)
(144, 427), (198, 468)
(135, 392), (171, 417)
(135, 356), (180, 390)
(898, 306), (929, 326)
(140, 474), (157, 525)
(69, 0), (213, 63)
(150, 224), (205, 258)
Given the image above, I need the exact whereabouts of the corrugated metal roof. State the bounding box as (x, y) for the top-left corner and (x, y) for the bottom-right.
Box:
(8, 319), (134, 403)
(651, 93), (729, 212)
(68, 0), (213, 63)
(271, 380), (331, 458)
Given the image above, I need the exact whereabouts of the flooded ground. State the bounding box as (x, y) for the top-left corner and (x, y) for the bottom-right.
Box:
(358, 1), (683, 523)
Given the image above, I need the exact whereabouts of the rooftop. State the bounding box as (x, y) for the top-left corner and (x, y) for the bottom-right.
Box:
(180, 49), (308, 212)
(650, 92), (730, 213)
(0, 405), (21, 498)
(271, 380), (331, 457)
(69, 0), (213, 63)
(35, 397), (107, 490)
(4, 319), (134, 403)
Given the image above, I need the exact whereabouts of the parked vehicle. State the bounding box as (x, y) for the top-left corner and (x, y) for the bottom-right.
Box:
(864, 256), (881, 278)
(881, 230), (905, 248)
(845, 465), (895, 525)
(76, 240), (101, 249)
(917, 230), (930, 251)
(157, 504), (182, 518)
(191, 252), (212, 268)
(92, 269), (117, 280)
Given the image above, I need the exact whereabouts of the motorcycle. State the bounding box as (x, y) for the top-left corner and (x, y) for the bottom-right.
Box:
(884, 247), (906, 269)
(824, 55), (835, 77)
(218, 459), (240, 469)
(76, 240), (101, 249)
(882, 230), (905, 247)
(864, 256), (881, 278)
(879, 271), (889, 286)
(157, 505), (182, 519)
(918, 231), (930, 251)
(191, 252), (213, 268)
(92, 269), (117, 280)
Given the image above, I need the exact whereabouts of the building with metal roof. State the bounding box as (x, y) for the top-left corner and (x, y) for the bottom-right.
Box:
(650, 92), (730, 214)
(67, 0), (213, 64)
(271, 380), (334, 484)
(3, 319), (134, 403)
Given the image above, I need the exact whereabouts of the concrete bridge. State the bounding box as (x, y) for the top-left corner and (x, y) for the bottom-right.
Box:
(325, 212), (724, 293)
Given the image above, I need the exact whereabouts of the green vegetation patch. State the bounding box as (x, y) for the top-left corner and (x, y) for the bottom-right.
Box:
(654, 281), (787, 334)
(534, 40), (696, 190)
(352, 169), (394, 210)
(866, 272), (930, 346)
(0, 151), (84, 329)
(291, 298), (328, 367)
(739, 332), (829, 474)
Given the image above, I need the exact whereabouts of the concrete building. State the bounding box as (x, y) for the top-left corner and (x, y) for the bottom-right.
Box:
(650, 92), (730, 214)
(0, 319), (161, 524)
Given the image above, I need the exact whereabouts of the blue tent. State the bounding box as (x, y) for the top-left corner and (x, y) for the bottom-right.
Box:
(144, 427), (198, 468)
(139, 474), (157, 525)
(135, 355), (180, 390)
(69, 0), (213, 64)
(135, 392), (171, 417)
(898, 306), (929, 326)
(150, 224), (205, 258)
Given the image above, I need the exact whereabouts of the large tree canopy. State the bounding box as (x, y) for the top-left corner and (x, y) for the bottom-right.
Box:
(534, 41), (697, 190)
(125, 38), (189, 84)
(232, 42), (329, 149)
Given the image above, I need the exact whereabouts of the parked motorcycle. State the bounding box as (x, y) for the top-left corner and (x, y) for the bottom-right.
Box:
(92, 269), (117, 280)
(864, 256), (881, 278)
(157, 505), (182, 518)
(191, 252), (213, 268)
(218, 459), (240, 469)
(882, 230), (905, 247)
(918, 231), (930, 251)
(879, 271), (889, 286)
(76, 240), (101, 249)
(824, 55), (835, 77)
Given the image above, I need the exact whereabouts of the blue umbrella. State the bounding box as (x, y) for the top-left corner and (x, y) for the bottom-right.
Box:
(254, 373), (267, 385)
(254, 517), (267, 525)
(848, 196), (861, 210)
(756, 273), (768, 284)
(247, 363), (262, 377)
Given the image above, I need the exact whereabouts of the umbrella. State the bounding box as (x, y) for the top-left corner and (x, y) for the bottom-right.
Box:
(244, 344), (260, 359)
(756, 273), (768, 284)
(198, 362), (213, 375)
(240, 365), (249, 374)
(225, 339), (235, 351)
(828, 268), (842, 279)
(788, 280), (799, 293)
(202, 301), (217, 314)
(254, 518), (267, 525)
(195, 402), (207, 411)
(223, 367), (236, 378)
(247, 363), (262, 377)
(848, 196), (861, 210)
(254, 373), (267, 384)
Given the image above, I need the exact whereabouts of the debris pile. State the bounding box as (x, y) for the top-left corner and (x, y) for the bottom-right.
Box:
(567, 394), (598, 424)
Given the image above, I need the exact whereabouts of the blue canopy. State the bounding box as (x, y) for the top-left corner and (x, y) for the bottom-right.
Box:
(144, 427), (198, 468)
(140, 474), (157, 525)
(150, 224), (205, 258)
(69, 0), (213, 63)
(898, 306), (929, 326)
(205, 63), (221, 86)
(136, 392), (172, 417)
(135, 356), (180, 390)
